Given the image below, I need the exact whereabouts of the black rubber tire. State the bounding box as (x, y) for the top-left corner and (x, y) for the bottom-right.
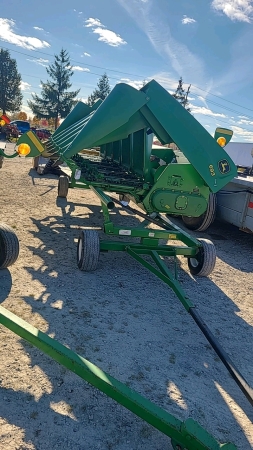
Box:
(0, 223), (19, 269)
(33, 156), (40, 170)
(58, 175), (69, 198)
(182, 193), (217, 231)
(188, 238), (216, 277)
(77, 229), (100, 271)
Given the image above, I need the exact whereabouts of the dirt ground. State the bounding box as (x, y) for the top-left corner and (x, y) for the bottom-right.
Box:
(0, 143), (253, 450)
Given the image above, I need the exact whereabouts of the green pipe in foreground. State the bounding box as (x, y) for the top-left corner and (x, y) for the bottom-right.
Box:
(89, 185), (115, 210)
(0, 305), (236, 450)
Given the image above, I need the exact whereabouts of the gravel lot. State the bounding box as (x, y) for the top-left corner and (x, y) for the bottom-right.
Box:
(0, 143), (253, 450)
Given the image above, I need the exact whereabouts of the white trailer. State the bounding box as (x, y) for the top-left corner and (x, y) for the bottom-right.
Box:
(216, 142), (253, 233)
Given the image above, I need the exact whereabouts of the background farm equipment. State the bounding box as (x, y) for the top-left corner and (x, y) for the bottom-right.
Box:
(0, 114), (19, 142)
(0, 79), (252, 448)
(31, 127), (52, 141)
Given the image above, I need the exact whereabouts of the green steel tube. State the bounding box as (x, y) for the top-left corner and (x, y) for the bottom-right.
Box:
(0, 149), (18, 159)
(0, 306), (236, 450)
(90, 185), (115, 210)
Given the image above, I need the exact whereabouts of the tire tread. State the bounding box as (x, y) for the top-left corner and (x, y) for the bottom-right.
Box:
(0, 223), (19, 269)
(77, 229), (100, 271)
(188, 238), (216, 277)
(58, 175), (69, 198)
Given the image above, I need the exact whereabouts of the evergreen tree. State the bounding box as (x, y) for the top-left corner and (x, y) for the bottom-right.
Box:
(0, 49), (22, 114)
(87, 73), (111, 106)
(172, 77), (191, 112)
(28, 49), (80, 129)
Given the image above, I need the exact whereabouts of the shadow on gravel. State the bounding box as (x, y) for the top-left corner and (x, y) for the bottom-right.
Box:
(0, 269), (12, 303)
(171, 216), (253, 273)
(1, 195), (252, 449)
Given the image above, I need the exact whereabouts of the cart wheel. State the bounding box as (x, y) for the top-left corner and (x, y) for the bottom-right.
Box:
(119, 194), (130, 206)
(188, 238), (216, 277)
(58, 175), (69, 198)
(182, 193), (217, 231)
(0, 223), (19, 269)
(77, 229), (100, 271)
(33, 156), (40, 170)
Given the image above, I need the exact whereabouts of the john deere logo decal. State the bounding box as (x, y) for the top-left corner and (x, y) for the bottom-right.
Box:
(218, 159), (230, 174)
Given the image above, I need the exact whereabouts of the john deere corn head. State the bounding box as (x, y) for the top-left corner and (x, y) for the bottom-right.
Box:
(0, 80), (252, 449)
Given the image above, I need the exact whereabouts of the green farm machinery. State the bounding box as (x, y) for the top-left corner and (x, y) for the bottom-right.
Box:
(0, 79), (252, 449)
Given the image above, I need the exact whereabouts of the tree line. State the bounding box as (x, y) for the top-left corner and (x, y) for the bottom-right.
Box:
(0, 47), (191, 130)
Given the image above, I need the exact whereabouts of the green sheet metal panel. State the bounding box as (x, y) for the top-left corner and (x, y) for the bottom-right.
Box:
(121, 136), (131, 169)
(53, 99), (102, 137)
(132, 129), (145, 176)
(62, 83), (149, 158)
(112, 140), (121, 164)
(140, 80), (237, 192)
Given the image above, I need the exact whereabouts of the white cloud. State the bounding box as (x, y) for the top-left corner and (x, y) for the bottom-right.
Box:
(27, 57), (49, 67)
(83, 52), (91, 57)
(21, 104), (33, 116)
(231, 125), (253, 140)
(120, 78), (145, 89)
(85, 18), (103, 28)
(77, 97), (88, 103)
(182, 15), (196, 24)
(33, 26), (44, 31)
(238, 118), (253, 125)
(148, 72), (179, 91)
(72, 66), (90, 72)
(212, 0), (253, 23)
(238, 115), (249, 119)
(93, 27), (127, 46)
(120, 73), (193, 96)
(189, 104), (227, 117)
(20, 81), (31, 91)
(0, 18), (50, 50)
(85, 17), (127, 47)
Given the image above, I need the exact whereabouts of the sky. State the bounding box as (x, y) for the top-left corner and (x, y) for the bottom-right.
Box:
(1, 0), (253, 142)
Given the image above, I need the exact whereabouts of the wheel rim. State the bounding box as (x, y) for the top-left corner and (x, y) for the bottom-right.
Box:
(189, 257), (199, 268)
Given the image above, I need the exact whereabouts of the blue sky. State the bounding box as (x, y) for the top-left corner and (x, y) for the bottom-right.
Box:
(1, 0), (253, 141)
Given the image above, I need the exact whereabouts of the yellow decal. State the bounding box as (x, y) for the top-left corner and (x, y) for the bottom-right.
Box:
(209, 164), (216, 176)
(216, 128), (233, 135)
(168, 234), (177, 239)
(27, 131), (45, 153)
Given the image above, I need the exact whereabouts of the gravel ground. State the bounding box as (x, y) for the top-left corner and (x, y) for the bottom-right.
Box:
(0, 143), (253, 450)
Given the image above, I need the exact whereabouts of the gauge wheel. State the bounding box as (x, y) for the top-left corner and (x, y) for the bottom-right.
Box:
(188, 238), (216, 277)
(58, 175), (69, 198)
(77, 229), (100, 271)
(0, 223), (19, 269)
